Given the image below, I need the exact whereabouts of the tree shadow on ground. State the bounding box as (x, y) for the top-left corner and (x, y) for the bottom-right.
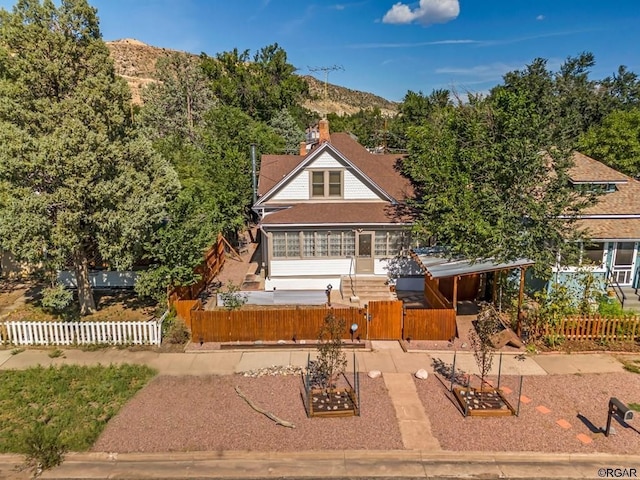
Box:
(431, 357), (469, 388)
(94, 290), (156, 312)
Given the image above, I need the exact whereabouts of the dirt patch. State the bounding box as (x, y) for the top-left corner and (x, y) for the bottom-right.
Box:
(2, 288), (157, 322)
(536, 339), (640, 353)
(92, 374), (402, 452)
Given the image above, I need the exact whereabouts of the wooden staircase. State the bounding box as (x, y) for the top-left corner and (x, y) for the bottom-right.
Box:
(340, 275), (396, 304)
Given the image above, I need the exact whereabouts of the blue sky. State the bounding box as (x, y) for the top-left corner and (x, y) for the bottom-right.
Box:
(1, 0), (639, 102)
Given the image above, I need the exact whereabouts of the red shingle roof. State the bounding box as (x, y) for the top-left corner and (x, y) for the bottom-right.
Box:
(257, 155), (304, 197)
(260, 203), (414, 226)
(256, 133), (413, 201)
(329, 133), (413, 201)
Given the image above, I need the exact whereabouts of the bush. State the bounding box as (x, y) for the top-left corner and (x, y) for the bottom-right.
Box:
(40, 285), (73, 315)
(598, 296), (626, 317)
(219, 281), (248, 310)
(21, 423), (67, 471)
(162, 313), (190, 345)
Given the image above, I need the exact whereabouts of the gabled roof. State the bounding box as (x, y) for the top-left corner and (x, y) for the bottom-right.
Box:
(256, 133), (413, 204)
(329, 133), (413, 201)
(258, 155), (303, 196)
(571, 152), (640, 216)
(570, 152), (640, 239)
(569, 152), (628, 184)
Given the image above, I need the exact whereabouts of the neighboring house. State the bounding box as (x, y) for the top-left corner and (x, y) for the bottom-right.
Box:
(253, 120), (422, 293)
(554, 152), (640, 291)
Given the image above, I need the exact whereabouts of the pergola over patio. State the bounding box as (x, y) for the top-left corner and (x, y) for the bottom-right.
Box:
(410, 248), (534, 333)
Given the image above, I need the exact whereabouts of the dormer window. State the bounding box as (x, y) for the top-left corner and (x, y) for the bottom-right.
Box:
(571, 182), (618, 193)
(311, 170), (342, 198)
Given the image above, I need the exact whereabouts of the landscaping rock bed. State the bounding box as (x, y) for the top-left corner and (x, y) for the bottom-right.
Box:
(416, 371), (640, 454)
(93, 374), (402, 452)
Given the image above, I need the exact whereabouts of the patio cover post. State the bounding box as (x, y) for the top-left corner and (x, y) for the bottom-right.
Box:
(453, 275), (458, 313)
(516, 266), (528, 336)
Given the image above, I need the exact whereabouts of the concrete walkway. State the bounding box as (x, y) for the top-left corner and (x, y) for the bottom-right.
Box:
(384, 373), (441, 451)
(0, 345), (630, 376)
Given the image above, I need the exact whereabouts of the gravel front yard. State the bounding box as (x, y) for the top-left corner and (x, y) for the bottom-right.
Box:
(93, 375), (403, 453)
(416, 371), (640, 454)
(93, 371), (640, 454)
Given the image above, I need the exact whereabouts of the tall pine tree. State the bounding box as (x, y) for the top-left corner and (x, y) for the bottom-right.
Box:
(0, 0), (179, 314)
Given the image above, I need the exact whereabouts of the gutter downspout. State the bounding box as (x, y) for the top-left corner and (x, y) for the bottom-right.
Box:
(251, 143), (257, 205)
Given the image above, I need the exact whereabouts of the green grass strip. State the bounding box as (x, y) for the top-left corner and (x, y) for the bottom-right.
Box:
(0, 364), (156, 453)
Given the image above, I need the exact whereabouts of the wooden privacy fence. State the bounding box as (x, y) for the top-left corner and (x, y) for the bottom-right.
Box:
(1, 317), (164, 347)
(403, 308), (457, 341)
(190, 307), (366, 343)
(186, 300), (458, 342)
(545, 316), (640, 342)
(168, 235), (226, 305)
(173, 299), (202, 330)
(367, 300), (403, 340)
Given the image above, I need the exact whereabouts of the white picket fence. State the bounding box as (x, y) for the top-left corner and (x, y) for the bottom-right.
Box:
(1, 313), (166, 347)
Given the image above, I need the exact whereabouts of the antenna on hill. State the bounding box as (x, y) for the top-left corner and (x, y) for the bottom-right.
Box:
(308, 65), (344, 113)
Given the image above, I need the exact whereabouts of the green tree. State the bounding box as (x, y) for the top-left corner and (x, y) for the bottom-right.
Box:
(0, 0), (179, 314)
(200, 105), (283, 227)
(578, 109), (640, 178)
(201, 43), (308, 123)
(140, 52), (215, 142)
(496, 54), (609, 143)
(601, 65), (640, 110)
(269, 108), (305, 154)
(403, 90), (590, 278)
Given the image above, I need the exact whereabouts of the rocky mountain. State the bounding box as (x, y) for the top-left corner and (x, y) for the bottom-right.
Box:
(106, 39), (398, 116)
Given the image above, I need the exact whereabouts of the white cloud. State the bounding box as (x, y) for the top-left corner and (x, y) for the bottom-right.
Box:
(348, 39), (478, 48)
(382, 0), (460, 26)
(536, 14), (545, 21)
(435, 62), (524, 82)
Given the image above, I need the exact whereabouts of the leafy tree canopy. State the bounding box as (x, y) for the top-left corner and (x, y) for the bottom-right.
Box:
(403, 90), (591, 278)
(0, 0), (179, 314)
(578, 108), (640, 178)
(269, 108), (305, 154)
(140, 52), (215, 142)
(200, 43), (308, 123)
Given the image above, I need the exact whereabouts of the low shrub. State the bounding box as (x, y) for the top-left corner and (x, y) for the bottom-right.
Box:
(162, 314), (190, 345)
(40, 285), (73, 315)
(598, 297), (625, 317)
(21, 423), (67, 471)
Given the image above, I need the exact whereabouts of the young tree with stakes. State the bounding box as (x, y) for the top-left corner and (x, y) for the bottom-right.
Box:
(470, 303), (500, 389)
(314, 313), (347, 391)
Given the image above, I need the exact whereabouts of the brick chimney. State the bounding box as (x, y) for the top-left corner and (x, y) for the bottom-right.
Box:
(318, 118), (330, 144)
(299, 141), (307, 156)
